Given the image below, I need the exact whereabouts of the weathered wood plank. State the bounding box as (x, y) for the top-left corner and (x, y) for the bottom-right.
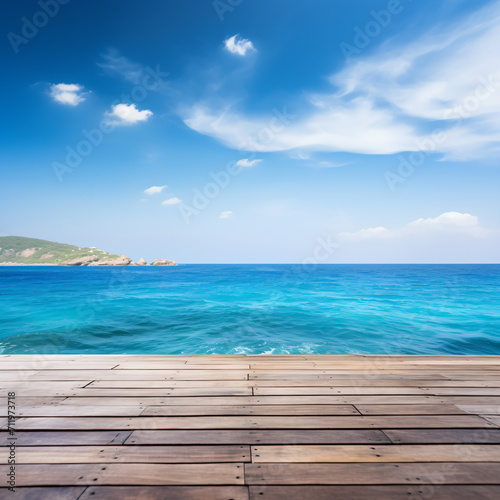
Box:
(253, 387), (427, 395)
(457, 405), (500, 415)
(251, 444), (500, 462)
(7, 445), (250, 464)
(384, 429), (500, 444)
(244, 462), (500, 485)
(9, 415), (493, 430)
(354, 404), (466, 415)
(126, 429), (391, 445)
(5, 387), (254, 397)
(59, 395), (500, 406)
(480, 415), (500, 426)
(16, 406), (147, 417)
(0, 431), (132, 446)
(1, 463), (245, 486)
(24, 370), (250, 381)
(78, 486), (250, 500)
(248, 485), (500, 499)
(142, 405), (359, 416)
(0, 487), (86, 499)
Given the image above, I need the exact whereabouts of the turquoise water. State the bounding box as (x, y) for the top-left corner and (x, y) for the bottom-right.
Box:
(0, 264), (499, 355)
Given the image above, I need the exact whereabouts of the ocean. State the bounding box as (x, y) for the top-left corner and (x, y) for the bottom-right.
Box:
(0, 264), (499, 355)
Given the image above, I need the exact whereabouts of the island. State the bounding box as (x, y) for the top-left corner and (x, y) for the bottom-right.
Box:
(0, 236), (176, 266)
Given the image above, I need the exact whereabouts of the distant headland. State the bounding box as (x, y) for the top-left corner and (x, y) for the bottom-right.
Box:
(0, 236), (176, 266)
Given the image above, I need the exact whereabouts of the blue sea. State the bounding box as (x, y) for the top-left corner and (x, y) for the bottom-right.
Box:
(0, 264), (499, 355)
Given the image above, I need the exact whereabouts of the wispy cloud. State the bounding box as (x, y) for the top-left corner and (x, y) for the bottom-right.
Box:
(162, 197), (182, 206)
(236, 158), (262, 167)
(98, 50), (144, 84)
(104, 103), (153, 126)
(224, 35), (256, 56)
(144, 185), (167, 195)
(49, 83), (87, 106)
(185, 2), (500, 160)
(338, 212), (487, 243)
(219, 210), (233, 219)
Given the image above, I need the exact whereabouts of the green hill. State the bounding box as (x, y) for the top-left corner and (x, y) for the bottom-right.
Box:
(0, 236), (122, 264)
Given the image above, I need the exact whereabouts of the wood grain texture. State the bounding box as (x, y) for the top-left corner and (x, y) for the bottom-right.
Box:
(248, 485), (500, 499)
(2, 354), (500, 497)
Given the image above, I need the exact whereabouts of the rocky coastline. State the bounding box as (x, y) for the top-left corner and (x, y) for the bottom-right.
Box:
(63, 255), (177, 266)
(0, 236), (177, 266)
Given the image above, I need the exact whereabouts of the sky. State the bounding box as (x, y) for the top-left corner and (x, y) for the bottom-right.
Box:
(1, 0), (500, 263)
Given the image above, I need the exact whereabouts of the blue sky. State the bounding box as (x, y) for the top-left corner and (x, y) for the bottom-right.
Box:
(1, 0), (500, 263)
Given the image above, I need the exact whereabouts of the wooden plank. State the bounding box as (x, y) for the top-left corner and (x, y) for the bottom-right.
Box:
(0, 487), (86, 499)
(114, 364), (250, 370)
(457, 405), (500, 415)
(384, 429), (500, 444)
(58, 395), (463, 406)
(90, 380), (255, 388)
(251, 444), (500, 463)
(7, 445), (250, 464)
(0, 431), (132, 446)
(0, 397), (66, 406)
(425, 388), (500, 396)
(16, 406), (147, 417)
(481, 415), (500, 426)
(126, 429), (391, 445)
(248, 485), (500, 499)
(142, 405), (359, 416)
(244, 462), (500, 485)
(251, 379), (500, 387)
(79, 486), (249, 500)
(6, 387), (254, 397)
(3, 463), (245, 486)
(355, 405), (466, 415)
(253, 387), (427, 395)
(250, 373), (451, 380)
(26, 370), (250, 381)
(88, 378), (487, 388)
(10, 415), (494, 430)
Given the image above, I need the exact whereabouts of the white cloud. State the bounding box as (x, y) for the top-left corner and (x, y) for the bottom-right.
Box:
(405, 211), (489, 236)
(162, 197), (181, 206)
(144, 185), (167, 195)
(185, 2), (500, 160)
(224, 35), (255, 56)
(219, 211), (233, 219)
(105, 103), (153, 126)
(236, 158), (262, 167)
(339, 212), (486, 243)
(49, 83), (86, 106)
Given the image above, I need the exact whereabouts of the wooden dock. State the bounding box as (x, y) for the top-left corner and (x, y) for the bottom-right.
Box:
(2, 354), (500, 499)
